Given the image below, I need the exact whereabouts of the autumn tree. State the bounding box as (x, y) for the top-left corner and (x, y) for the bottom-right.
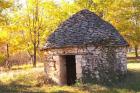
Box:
(74, 0), (140, 57)
(0, 0), (13, 67)
(122, 0), (140, 57)
(1, 0), (140, 68)
(0, 0), (12, 25)
(15, 0), (61, 67)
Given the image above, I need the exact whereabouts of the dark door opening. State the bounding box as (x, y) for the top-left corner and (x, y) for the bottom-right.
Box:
(65, 55), (76, 85)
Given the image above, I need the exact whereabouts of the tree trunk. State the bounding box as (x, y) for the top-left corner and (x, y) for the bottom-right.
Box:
(6, 43), (11, 69)
(6, 44), (9, 58)
(33, 43), (37, 67)
(134, 45), (138, 58)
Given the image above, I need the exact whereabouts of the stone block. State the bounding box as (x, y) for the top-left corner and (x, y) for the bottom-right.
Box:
(45, 46), (127, 84)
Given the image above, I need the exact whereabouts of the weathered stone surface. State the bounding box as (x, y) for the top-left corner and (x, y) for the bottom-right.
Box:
(76, 55), (82, 79)
(44, 46), (127, 84)
(43, 9), (128, 50)
(43, 9), (128, 85)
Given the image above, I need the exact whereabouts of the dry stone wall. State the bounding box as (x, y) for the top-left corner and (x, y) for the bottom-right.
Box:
(44, 46), (127, 84)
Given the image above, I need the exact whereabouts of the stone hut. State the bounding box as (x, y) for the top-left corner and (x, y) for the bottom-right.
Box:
(43, 9), (129, 85)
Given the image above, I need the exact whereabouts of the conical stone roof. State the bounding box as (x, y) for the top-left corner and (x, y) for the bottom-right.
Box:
(43, 9), (128, 49)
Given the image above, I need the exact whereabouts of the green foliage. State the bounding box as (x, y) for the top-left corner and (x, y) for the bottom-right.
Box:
(0, 0), (12, 25)
(0, 0), (140, 66)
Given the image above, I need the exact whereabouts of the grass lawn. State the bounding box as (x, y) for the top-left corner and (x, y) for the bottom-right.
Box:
(0, 63), (140, 93)
(127, 52), (140, 57)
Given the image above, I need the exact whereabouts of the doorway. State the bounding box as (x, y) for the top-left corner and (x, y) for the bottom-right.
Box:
(65, 55), (76, 85)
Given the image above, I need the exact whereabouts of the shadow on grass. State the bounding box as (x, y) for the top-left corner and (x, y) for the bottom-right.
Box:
(113, 70), (140, 92)
(0, 70), (140, 93)
(0, 82), (73, 93)
(50, 90), (73, 93)
(0, 81), (32, 93)
(77, 70), (140, 93)
(0, 80), (46, 93)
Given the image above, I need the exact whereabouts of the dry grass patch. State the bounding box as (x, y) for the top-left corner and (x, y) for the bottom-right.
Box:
(0, 63), (140, 93)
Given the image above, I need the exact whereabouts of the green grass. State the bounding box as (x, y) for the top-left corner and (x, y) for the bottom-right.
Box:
(0, 63), (44, 72)
(0, 63), (140, 93)
(127, 51), (140, 63)
(128, 59), (140, 63)
(127, 52), (140, 57)
(11, 63), (43, 70)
